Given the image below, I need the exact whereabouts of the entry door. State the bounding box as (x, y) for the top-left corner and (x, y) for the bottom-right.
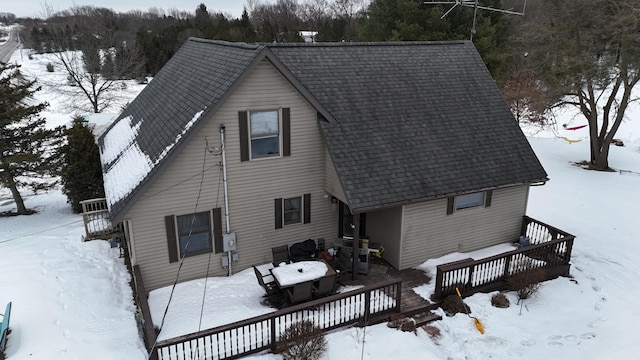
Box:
(338, 202), (366, 238)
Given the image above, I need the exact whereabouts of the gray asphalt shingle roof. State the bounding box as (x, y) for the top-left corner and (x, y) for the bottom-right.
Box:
(269, 42), (548, 211)
(100, 38), (547, 220)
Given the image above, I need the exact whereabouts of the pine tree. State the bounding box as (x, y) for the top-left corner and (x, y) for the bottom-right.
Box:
(0, 62), (63, 215)
(60, 117), (105, 213)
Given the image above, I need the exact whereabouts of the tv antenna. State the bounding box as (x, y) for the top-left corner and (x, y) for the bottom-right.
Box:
(425, 0), (526, 40)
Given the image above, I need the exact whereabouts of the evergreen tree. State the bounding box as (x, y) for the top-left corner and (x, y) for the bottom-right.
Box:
(356, 0), (510, 80)
(0, 63), (63, 215)
(60, 116), (105, 213)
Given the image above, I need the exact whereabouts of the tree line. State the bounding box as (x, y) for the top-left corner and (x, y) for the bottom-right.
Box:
(20, 0), (513, 79)
(2, 0), (639, 217)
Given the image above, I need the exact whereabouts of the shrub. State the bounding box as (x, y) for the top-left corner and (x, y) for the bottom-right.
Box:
(507, 261), (546, 302)
(441, 294), (469, 316)
(46, 62), (54, 72)
(278, 320), (327, 360)
(491, 292), (510, 308)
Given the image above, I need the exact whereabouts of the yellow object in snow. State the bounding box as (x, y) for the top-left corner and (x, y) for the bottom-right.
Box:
(561, 136), (582, 144)
(474, 318), (485, 334)
(455, 287), (485, 335)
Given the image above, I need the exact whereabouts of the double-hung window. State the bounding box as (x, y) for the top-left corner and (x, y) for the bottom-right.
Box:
(176, 211), (212, 257)
(165, 208), (223, 263)
(275, 193), (311, 229)
(283, 196), (302, 225)
(447, 190), (493, 214)
(250, 110), (280, 158)
(239, 108), (290, 161)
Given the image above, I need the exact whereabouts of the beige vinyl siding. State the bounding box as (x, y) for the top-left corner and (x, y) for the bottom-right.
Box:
(324, 148), (347, 203)
(125, 59), (338, 290)
(400, 185), (529, 269)
(366, 206), (403, 269)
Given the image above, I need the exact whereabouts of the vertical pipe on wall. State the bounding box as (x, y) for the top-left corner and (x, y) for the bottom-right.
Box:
(220, 124), (232, 276)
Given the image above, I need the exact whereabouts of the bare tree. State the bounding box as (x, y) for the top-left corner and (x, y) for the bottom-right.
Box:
(517, 0), (640, 170)
(301, 0), (330, 33)
(250, 0), (304, 42)
(47, 6), (146, 113)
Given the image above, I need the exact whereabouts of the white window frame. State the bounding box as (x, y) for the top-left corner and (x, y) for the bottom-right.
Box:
(249, 109), (281, 159)
(454, 192), (485, 211)
(283, 196), (302, 226)
(176, 211), (213, 257)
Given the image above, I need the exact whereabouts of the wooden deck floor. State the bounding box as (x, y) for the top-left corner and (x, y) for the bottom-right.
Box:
(337, 257), (439, 316)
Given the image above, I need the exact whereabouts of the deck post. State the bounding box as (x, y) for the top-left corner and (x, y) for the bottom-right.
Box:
(395, 282), (402, 313)
(433, 266), (444, 300)
(270, 318), (277, 353)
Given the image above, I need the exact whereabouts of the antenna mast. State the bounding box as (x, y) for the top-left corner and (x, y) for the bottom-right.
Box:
(425, 0), (526, 40)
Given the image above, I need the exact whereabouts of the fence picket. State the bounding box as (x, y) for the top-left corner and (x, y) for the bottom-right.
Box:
(433, 216), (575, 300)
(153, 279), (401, 359)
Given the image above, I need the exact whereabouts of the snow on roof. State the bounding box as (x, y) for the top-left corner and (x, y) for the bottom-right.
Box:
(101, 115), (141, 164)
(101, 110), (204, 208)
(101, 115), (151, 207)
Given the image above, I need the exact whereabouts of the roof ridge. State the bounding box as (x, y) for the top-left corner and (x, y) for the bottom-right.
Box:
(186, 37), (264, 50)
(266, 40), (469, 48)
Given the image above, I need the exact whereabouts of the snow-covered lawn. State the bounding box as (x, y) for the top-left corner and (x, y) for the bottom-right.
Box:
(2, 37), (640, 359)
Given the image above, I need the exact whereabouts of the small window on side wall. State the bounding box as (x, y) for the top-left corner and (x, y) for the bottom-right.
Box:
(275, 193), (311, 229)
(447, 190), (493, 215)
(283, 196), (302, 225)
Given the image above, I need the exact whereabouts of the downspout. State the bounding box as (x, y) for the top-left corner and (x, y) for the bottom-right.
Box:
(220, 124), (232, 276)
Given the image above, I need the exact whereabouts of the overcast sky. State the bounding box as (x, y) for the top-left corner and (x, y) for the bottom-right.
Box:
(2, 0), (256, 19)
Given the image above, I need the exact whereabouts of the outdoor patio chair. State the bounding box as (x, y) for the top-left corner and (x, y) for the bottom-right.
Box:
(285, 280), (314, 306)
(271, 244), (291, 266)
(335, 249), (352, 273)
(253, 265), (279, 297)
(313, 273), (337, 298)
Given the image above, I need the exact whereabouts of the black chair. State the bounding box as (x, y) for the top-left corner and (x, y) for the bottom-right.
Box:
(335, 249), (352, 273)
(313, 273), (337, 298)
(271, 245), (290, 266)
(285, 280), (314, 305)
(253, 265), (279, 296)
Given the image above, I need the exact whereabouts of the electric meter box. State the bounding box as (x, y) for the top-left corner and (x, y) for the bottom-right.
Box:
(223, 232), (237, 252)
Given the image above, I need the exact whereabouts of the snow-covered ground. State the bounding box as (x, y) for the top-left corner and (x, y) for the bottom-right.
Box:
(1, 37), (639, 359)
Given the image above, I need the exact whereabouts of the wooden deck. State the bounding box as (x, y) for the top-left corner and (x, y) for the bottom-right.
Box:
(337, 257), (439, 316)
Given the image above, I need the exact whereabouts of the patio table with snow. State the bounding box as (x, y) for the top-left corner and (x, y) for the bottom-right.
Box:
(270, 260), (331, 287)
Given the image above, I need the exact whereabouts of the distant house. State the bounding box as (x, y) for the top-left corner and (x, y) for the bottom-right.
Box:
(99, 38), (548, 291)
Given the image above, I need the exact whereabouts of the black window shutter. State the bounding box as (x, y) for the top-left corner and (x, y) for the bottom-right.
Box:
(446, 197), (454, 215)
(485, 190), (493, 207)
(303, 193), (311, 224)
(239, 111), (249, 161)
(275, 198), (283, 229)
(282, 107), (291, 157)
(213, 208), (223, 253)
(165, 215), (178, 263)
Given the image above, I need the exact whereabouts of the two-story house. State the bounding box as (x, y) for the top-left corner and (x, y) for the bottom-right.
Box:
(99, 38), (548, 291)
